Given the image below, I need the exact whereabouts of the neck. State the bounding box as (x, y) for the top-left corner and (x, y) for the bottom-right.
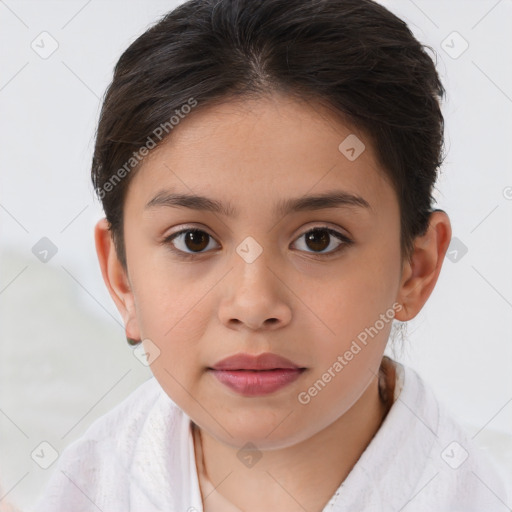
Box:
(193, 361), (394, 512)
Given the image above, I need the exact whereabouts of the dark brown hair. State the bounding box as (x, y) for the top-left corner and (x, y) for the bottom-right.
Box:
(91, 0), (445, 271)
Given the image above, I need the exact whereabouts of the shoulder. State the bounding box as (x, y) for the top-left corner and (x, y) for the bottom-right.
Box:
(79, 376), (167, 441)
(63, 376), (168, 456)
(399, 362), (511, 512)
(32, 377), (182, 511)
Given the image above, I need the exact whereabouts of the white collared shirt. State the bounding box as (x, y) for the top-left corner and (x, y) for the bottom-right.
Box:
(33, 359), (511, 512)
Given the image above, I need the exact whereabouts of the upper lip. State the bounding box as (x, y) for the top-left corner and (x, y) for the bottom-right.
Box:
(209, 352), (303, 371)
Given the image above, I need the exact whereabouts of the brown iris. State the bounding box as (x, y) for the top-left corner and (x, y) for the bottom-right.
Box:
(305, 229), (330, 252)
(184, 230), (210, 252)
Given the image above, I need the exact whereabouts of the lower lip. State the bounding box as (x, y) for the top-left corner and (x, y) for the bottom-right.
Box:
(209, 368), (305, 396)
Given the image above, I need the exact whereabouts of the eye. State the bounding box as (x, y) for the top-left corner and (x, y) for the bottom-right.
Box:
(164, 228), (220, 258)
(291, 226), (353, 257)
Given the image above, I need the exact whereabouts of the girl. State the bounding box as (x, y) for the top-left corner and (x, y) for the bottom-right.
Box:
(33, 0), (510, 510)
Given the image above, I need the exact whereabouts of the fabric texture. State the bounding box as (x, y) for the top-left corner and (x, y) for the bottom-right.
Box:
(32, 358), (511, 512)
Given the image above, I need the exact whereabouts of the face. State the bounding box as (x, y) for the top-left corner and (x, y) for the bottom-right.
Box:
(118, 93), (405, 449)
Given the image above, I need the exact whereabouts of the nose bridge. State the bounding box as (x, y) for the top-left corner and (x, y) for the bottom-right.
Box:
(235, 234), (266, 267)
(233, 234), (275, 294)
(218, 233), (292, 329)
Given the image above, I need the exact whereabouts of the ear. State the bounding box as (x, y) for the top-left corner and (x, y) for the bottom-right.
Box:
(94, 218), (141, 340)
(394, 210), (452, 321)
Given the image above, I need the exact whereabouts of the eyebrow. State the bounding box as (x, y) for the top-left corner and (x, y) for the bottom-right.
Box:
(145, 189), (372, 218)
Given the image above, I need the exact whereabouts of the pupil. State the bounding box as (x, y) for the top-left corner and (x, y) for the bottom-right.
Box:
(306, 229), (329, 252)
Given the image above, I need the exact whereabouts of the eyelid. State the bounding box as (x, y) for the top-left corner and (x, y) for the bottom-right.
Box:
(162, 225), (221, 258)
(290, 224), (353, 258)
(161, 223), (218, 244)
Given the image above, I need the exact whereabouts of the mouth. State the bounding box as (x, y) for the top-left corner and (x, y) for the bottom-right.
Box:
(207, 352), (307, 396)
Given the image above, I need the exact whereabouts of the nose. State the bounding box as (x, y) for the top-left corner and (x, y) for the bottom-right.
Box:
(218, 247), (293, 331)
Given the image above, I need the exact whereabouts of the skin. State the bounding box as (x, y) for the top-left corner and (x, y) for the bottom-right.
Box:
(95, 92), (452, 511)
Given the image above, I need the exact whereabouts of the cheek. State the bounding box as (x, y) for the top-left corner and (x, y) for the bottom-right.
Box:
(127, 240), (200, 330)
(135, 287), (208, 406)
(134, 280), (208, 353)
(300, 241), (401, 363)
(129, 259), (215, 370)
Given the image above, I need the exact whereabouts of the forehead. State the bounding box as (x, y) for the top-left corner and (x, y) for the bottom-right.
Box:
(126, 93), (397, 218)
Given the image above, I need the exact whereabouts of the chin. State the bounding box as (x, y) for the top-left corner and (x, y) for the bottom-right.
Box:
(205, 414), (313, 450)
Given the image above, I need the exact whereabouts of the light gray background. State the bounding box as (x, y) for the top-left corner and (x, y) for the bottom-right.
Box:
(1, 0), (511, 509)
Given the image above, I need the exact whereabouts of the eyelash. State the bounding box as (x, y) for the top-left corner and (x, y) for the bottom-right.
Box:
(162, 225), (354, 261)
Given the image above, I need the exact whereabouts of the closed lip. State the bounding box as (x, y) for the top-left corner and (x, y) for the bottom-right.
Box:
(209, 352), (304, 371)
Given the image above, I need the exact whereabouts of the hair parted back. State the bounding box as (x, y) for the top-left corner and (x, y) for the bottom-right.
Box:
(91, 0), (446, 274)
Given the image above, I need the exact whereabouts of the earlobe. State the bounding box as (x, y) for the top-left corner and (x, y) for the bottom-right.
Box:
(94, 218), (141, 340)
(394, 210), (452, 322)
